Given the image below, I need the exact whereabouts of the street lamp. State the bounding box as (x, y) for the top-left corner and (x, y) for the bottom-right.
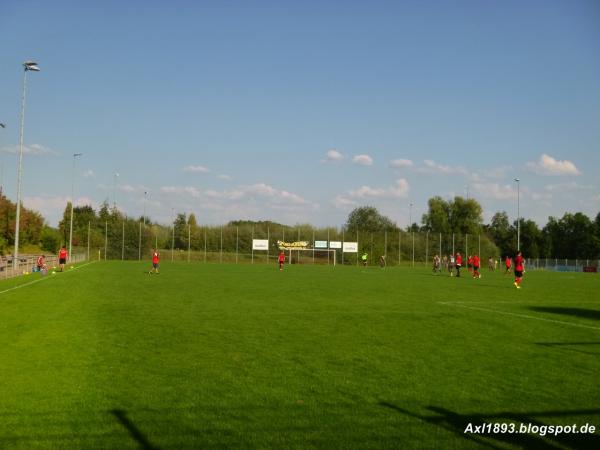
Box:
(514, 178), (520, 251)
(14, 60), (40, 268)
(69, 153), (83, 257)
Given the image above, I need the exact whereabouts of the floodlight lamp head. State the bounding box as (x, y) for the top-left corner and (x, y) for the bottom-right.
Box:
(74, 153), (82, 157)
(514, 178), (520, 182)
(0, 123), (5, 128)
(23, 61), (40, 71)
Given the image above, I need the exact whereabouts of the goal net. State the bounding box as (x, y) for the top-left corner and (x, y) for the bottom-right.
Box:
(286, 248), (337, 265)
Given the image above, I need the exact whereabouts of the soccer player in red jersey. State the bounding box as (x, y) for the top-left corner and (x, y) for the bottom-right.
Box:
(504, 255), (511, 275)
(514, 251), (524, 289)
(36, 255), (46, 272)
(467, 255), (473, 274)
(472, 254), (481, 279)
(455, 253), (463, 277)
(150, 249), (159, 274)
(58, 246), (68, 272)
(278, 250), (285, 271)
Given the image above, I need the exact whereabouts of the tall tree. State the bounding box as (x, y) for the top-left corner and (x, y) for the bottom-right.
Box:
(422, 196), (483, 234)
(344, 206), (397, 233)
(421, 196), (451, 233)
(487, 211), (515, 255)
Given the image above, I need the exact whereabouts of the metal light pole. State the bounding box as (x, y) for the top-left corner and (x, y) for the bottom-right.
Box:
(0, 123), (5, 197)
(14, 61), (40, 268)
(143, 191), (147, 225)
(171, 208), (175, 262)
(69, 153), (82, 257)
(409, 202), (413, 230)
(515, 178), (520, 251)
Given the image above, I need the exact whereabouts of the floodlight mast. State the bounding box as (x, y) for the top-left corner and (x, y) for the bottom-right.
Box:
(14, 61), (40, 268)
(515, 178), (520, 252)
(69, 153), (83, 257)
(0, 123), (5, 197)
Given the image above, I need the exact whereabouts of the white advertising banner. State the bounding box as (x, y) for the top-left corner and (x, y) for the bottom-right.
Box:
(329, 241), (342, 249)
(343, 242), (358, 253)
(252, 239), (269, 251)
(314, 240), (328, 249)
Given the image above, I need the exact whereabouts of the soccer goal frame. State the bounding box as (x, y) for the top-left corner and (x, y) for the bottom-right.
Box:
(286, 248), (337, 266)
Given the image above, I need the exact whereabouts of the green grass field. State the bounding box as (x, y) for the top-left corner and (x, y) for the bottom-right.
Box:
(1, 261), (599, 449)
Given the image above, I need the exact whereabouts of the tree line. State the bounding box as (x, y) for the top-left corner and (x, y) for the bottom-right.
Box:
(1, 195), (598, 260)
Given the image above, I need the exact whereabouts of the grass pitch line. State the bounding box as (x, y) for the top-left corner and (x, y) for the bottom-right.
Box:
(438, 301), (600, 331)
(0, 261), (95, 296)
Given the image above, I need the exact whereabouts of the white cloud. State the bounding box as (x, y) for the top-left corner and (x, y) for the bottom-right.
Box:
(218, 174), (232, 180)
(332, 195), (357, 209)
(485, 165), (513, 180)
(348, 178), (410, 199)
(471, 182), (516, 200)
(183, 165), (210, 173)
(323, 149), (344, 162)
(1, 143), (59, 156)
(417, 159), (468, 175)
(97, 183), (149, 194)
(24, 195), (95, 226)
(526, 154), (581, 176)
(161, 183), (315, 208)
(352, 154), (373, 166)
(544, 182), (594, 192)
(161, 186), (202, 198)
(83, 169), (95, 178)
(390, 159), (414, 169)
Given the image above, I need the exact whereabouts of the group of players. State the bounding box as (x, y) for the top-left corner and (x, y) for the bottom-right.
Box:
(432, 251), (525, 288)
(34, 246), (70, 275)
(149, 247), (525, 288)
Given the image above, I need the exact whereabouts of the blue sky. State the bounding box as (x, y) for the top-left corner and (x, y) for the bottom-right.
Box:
(1, 0), (599, 227)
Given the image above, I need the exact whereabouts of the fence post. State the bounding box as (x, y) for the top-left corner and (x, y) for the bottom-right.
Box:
(398, 230), (401, 266)
(171, 219), (175, 262)
(298, 227), (301, 265)
(87, 221), (90, 261)
(251, 226), (254, 264)
(425, 230), (429, 266)
(138, 221), (142, 260)
(268, 227), (271, 265)
(204, 227), (207, 263)
(465, 234), (468, 260)
(384, 230), (387, 258)
(220, 226), (223, 263)
(122, 219), (125, 260)
(187, 224), (191, 262)
(312, 229), (315, 264)
(452, 233), (455, 257)
(342, 229), (345, 265)
(104, 221), (107, 261)
(356, 230), (359, 266)
(327, 229), (330, 265)
(411, 231), (415, 267)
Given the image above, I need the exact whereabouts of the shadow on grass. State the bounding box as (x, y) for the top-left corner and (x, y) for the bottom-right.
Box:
(110, 409), (159, 450)
(379, 402), (600, 449)
(535, 342), (600, 356)
(529, 307), (600, 321)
